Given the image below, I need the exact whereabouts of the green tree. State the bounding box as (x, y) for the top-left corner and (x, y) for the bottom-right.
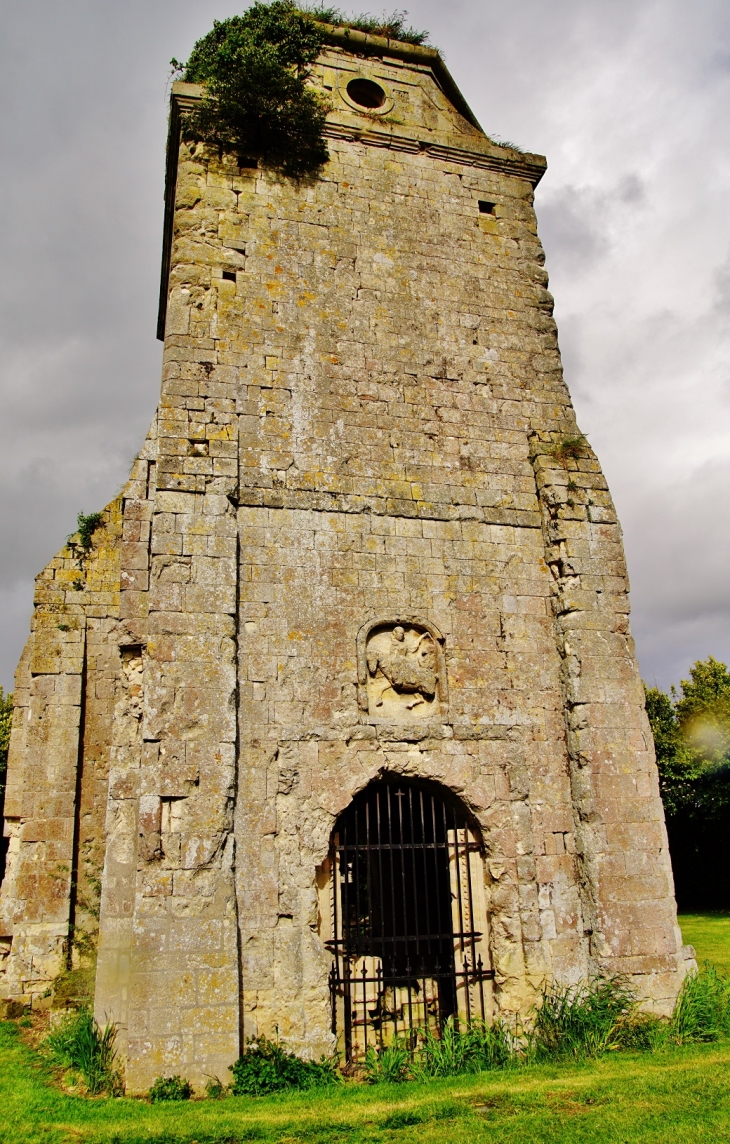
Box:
(674, 656), (730, 766)
(645, 657), (730, 908)
(0, 686), (12, 798)
(646, 657), (730, 815)
(174, 2), (329, 177)
(644, 684), (702, 818)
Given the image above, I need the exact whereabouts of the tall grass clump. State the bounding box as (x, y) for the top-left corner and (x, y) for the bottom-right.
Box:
(528, 976), (637, 1061)
(669, 963), (730, 1044)
(411, 1017), (515, 1078)
(363, 1018), (516, 1082)
(363, 1039), (412, 1083)
(230, 1035), (340, 1095)
(45, 1008), (119, 1094)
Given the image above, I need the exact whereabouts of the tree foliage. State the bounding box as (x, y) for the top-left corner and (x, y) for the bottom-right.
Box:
(645, 657), (730, 906)
(0, 685), (12, 824)
(0, 686), (11, 776)
(171, 4), (431, 177)
(646, 657), (730, 819)
(173, 2), (330, 178)
(673, 656), (730, 765)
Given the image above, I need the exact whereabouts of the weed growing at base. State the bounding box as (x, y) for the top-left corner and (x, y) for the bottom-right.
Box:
(149, 1074), (193, 1102)
(44, 1008), (119, 1095)
(4, 1022), (730, 1144)
(361, 967), (730, 1083)
(669, 963), (730, 1042)
(528, 975), (637, 1060)
(230, 1035), (341, 1095)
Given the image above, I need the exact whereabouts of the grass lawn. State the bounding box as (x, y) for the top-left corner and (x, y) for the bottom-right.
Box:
(679, 911), (730, 974)
(2, 912), (729, 1144)
(2, 1022), (730, 1144)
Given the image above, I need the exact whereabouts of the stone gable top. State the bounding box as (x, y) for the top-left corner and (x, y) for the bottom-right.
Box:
(156, 29), (547, 339)
(317, 22), (484, 130)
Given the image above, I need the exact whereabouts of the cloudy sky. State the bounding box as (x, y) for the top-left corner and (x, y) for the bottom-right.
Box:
(1, 0), (728, 693)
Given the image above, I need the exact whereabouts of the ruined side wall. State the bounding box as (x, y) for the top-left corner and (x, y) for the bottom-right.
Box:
(0, 496), (126, 1002)
(530, 442), (690, 1005)
(94, 314), (240, 1083)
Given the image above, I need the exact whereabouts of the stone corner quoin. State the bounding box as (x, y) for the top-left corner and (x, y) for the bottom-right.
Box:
(0, 33), (690, 1093)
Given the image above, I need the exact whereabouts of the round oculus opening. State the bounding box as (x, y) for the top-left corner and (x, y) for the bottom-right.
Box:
(346, 78), (386, 109)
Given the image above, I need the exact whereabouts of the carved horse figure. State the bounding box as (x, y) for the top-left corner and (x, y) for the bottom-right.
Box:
(367, 626), (438, 709)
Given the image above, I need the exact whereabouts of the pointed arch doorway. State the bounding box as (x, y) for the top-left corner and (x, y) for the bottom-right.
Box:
(327, 777), (494, 1062)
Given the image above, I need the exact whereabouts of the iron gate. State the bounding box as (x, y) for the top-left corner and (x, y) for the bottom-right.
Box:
(327, 778), (494, 1061)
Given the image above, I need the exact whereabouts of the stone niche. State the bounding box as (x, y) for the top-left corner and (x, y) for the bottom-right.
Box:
(357, 617), (448, 720)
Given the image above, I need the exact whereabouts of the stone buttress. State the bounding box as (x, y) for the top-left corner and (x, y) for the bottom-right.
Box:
(0, 27), (691, 1092)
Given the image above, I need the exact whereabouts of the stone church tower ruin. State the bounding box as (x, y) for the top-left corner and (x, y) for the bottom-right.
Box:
(0, 25), (691, 1092)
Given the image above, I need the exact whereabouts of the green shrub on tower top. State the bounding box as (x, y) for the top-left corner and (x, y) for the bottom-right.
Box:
(172, 2), (330, 177)
(171, 4), (431, 177)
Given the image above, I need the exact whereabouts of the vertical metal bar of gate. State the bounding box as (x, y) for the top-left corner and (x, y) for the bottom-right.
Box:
(376, 786), (385, 1047)
(464, 825), (483, 1021)
(331, 841), (339, 1036)
(397, 787), (409, 1037)
(341, 812), (352, 1061)
(385, 785), (399, 1040)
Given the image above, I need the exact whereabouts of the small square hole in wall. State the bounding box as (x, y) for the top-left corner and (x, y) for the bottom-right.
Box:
(238, 155), (258, 169)
(222, 270), (237, 283)
(478, 200), (496, 215)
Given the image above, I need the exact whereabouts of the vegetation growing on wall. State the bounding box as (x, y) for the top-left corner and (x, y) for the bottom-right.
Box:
(298, 5), (429, 43)
(171, 2), (330, 177)
(549, 434), (587, 466)
(645, 656), (730, 908)
(170, 3), (431, 177)
(74, 512), (105, 554)
(66, 511), (105, 577)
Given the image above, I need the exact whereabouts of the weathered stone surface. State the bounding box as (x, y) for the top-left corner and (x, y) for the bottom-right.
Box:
(0, 31), (689, 1093)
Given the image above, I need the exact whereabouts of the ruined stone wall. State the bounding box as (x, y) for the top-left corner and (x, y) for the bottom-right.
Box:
(1, 32), (689, 1091)
(0, 496), (125, 1000)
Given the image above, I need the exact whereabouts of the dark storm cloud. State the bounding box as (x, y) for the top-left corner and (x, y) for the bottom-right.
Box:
(1, 0), (729, 692)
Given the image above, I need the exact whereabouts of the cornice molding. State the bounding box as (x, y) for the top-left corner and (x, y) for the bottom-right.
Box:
(323, 121), (546, 185)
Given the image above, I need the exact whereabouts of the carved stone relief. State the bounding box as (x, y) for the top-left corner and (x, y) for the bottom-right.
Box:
(357, 618), (447, 719)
